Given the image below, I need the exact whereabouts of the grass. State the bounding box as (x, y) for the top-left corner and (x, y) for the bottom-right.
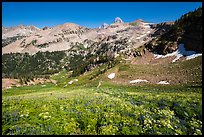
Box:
(2, 82), (202, 135)
(48, 56), (202, 88)
(2, 56), (202, 135)
(2, 83), (60, 97)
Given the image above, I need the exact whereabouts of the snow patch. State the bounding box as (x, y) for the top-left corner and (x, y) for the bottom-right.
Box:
(186, 53), (202, 60)
(68, 80), (73, 84)
(154, 44), (202, 62)
(108, 73), (115, 79)
(130, 79), (148, 84)
(157, 81), (170, 85)
(68, 79), (78, 85)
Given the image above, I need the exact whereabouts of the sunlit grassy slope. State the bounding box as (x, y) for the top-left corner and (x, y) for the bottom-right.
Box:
(51, 56), (202, 87)
(2, 56), (202, 135)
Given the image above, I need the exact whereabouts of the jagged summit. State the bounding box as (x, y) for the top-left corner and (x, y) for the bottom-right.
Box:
(114, 17), (124, 23)
(2, 7), (202, 57)
(99, 23), (109, 29)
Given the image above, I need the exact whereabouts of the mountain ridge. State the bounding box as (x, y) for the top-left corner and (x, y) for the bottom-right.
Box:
(2, 17), (155, 55)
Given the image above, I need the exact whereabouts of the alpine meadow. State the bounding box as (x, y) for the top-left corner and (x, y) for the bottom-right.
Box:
(2, 2), (202, 135)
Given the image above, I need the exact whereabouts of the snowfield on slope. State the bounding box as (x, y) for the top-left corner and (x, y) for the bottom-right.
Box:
(157, 81), (170, 85)
(129, 79), (149, 84)
(154, 44), (202, 63)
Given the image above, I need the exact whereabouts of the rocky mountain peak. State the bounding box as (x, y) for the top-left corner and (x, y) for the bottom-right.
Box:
(99, 23), (109, 29)
(114, 17), (124, 23)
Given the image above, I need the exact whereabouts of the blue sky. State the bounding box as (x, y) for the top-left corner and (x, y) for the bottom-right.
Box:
(2, 2), (202, 29)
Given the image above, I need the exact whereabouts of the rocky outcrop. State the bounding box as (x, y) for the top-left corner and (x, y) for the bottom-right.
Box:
(99, 23), (109, 29)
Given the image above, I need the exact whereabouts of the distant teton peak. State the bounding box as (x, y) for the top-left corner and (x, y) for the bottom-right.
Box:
(114, 17), (124, 23)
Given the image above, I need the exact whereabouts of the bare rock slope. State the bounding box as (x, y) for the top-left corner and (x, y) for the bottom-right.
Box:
(2, 25), (41, 47)
(2, 17), (156, 55)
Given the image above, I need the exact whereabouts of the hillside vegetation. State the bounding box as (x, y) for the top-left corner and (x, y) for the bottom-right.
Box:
(146, 7), (202, 55)
(2, 53), (202, 135)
